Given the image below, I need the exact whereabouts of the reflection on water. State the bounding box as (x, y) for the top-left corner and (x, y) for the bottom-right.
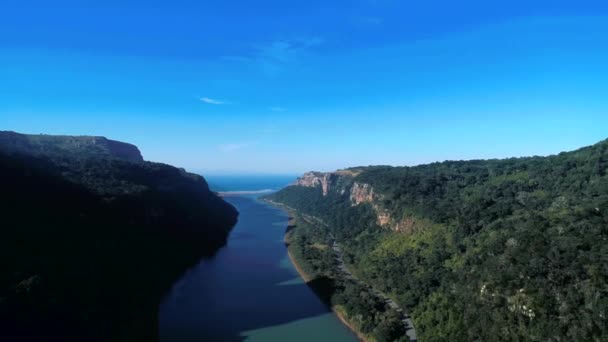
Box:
(159, 195), (357, 342)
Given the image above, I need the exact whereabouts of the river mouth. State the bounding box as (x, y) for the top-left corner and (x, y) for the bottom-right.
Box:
(158, 195), (358, 341)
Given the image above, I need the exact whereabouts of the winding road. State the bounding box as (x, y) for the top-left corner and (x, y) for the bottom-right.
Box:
(331, 241), (417, 342)
(267, 201), (417, 341)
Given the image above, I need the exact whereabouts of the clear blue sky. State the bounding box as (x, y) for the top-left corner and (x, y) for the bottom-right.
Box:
(1, 1), (607, 174)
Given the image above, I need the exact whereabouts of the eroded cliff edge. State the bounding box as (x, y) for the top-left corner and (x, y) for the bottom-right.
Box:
(291, 170), (417, 233)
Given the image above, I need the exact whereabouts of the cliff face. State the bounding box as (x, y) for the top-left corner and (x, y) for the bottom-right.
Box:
(0, 131), (144, 162)
(293, 171), (408, 231)
(349, 182), (375, 204)
(294, 172), (337, 195)
(294, 170), (365, 196)
(98, 137), (144, 162)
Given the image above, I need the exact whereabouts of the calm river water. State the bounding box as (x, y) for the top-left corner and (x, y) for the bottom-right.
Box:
(159, 194), (358, 342)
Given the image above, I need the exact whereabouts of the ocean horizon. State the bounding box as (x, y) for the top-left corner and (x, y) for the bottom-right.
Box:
(204, 174), (298, 193)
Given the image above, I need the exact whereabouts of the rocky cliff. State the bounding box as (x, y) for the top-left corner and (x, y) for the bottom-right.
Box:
(292, 170), (410, 231)
(97, 137), (143, 162)
(293, 171), (337, 195)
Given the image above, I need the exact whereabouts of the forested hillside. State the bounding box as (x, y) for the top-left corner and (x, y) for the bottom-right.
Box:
(267, 139), (608, 341)
(0, 132), (238, 342)
(0, 130), (144, 162)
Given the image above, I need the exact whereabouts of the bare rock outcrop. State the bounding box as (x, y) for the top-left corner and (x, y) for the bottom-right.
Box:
(349, 182), (376, 204)
(294, 171), (337, 196)
(293, 171), (415, 233)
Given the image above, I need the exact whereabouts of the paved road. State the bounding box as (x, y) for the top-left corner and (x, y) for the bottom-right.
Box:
(264, 200), (417, 341)
(331, 241), (417, 342)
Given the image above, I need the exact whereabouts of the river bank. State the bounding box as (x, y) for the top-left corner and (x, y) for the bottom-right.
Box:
(264, 196), (415, 342)
(285, 235), (370, 342)
(160, 194), (358, 342)
(278, 207), (372, 342)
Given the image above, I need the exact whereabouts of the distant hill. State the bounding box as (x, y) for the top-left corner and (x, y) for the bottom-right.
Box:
(0, 131), (144, 162)
(0, 132), (238, 342)
(266, 138), (608, 341)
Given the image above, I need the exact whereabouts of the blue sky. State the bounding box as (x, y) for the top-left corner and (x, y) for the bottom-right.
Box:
(1, 0), (608, 174)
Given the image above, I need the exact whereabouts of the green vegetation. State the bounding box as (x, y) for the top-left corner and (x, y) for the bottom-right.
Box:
(0, 133), (238, 341)
(267, 139), (608, 341)
(285, 215), (407, 342)
(0, 130), (144, 163)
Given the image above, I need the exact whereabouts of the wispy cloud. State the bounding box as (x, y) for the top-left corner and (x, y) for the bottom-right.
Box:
(258, 37), (324, 63)
(222, 36), (324, 76)
(218, 142), (255, 152)
(270, 107), (287, 112)
(221, 55), (253, 63)
(352, 15), (384, 27)
(201, 97), (228, 105)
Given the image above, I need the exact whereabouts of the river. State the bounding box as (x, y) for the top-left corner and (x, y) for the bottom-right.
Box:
(159, 194), (358, 342)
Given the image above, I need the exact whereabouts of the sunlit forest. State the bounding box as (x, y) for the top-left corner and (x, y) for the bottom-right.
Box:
(267, 138), (608, 341)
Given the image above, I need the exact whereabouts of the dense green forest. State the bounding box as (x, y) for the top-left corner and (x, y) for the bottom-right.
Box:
(267, 139), (608, 341)
(0, 132), (238, 342)
(283, 214), (408, 342)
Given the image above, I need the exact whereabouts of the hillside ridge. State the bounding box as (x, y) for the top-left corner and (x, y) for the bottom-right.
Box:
(0, 131), (144, 162)
(267, 137), (608, 341)
(0, 132), (238, 342)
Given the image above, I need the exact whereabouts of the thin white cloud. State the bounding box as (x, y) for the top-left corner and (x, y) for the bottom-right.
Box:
(218, 142), (255, 152)
(258, 37), (324, 63)
(201, 97), (227, 105)
(221, 36), (324, 76)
